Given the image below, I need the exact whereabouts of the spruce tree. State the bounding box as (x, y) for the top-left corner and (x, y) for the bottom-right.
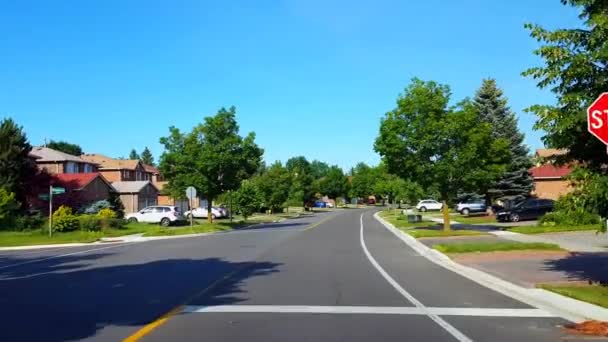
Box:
(474, 79), (533, 201)
(128, 149), (140, 160)
(140, 147), (154, 165)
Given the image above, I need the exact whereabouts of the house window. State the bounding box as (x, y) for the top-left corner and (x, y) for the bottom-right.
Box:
(83, 164), (93, 173)
(65, 162), (78, 174)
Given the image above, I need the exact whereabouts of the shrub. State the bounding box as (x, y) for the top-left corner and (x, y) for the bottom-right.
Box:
(78, 215), (102, 231)
(13, 215), (45, 231)
(0, 188), (20, 229)
(83, 200), (111, 214)
(97, 208), (117, 219)
(539, 209), (600, 226)
(52, 205), (79, 232)
(100, 218), (125, 230)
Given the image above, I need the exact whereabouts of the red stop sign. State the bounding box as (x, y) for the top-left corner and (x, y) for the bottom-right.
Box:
(588, 93), (608, 145)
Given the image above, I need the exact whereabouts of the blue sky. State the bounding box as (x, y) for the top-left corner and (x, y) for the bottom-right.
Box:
(1, 0), (580, 170)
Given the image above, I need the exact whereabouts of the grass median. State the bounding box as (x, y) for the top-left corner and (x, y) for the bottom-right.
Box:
(378, 210), (437, 229)
(539, 284), (608, 308)
(433, 241), (562, 253)
(508, 224), (599, 234)
(452, 215), (497, 224)
(407, 229), (487, 238)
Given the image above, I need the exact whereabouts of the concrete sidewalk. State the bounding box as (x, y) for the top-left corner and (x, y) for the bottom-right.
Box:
(491, 230), (607, 252)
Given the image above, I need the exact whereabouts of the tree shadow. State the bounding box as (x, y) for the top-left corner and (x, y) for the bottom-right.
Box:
(542, 252), (608, 284)
(0, 252), (280, 342)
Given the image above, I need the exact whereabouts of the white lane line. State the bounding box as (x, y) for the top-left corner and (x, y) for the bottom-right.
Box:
(360, 214), (473, 342)
(183, 305), (555, 317)
(0, 243), (131, 270)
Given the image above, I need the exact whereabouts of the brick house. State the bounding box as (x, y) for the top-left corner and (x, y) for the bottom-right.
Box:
(80, 154), (152, 182)
(53, 173), (116, 209)
(529, 149), (573, 200)
(29, 147), (98, 174)
(112, 181), (159, 213)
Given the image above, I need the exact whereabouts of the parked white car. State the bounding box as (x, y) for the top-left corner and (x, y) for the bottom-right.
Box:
(184, 207), (225, 219)
(415, 200), (443, 212)
(125, 206), (185, 226)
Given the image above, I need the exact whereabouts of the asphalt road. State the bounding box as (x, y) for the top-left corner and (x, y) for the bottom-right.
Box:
(0, 209), (592, 341)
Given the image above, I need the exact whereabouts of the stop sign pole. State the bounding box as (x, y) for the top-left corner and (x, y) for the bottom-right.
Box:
(587, 92), (608, 153)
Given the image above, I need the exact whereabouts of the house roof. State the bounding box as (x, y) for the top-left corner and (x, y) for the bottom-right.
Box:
(53, 173), (113, 191)
(112, 181), (158, 193)
(29, 147), (90, 163)
(143, 164), (160, 174)
(535, 148), (568, 159)
(530, 164), (573, 179)
(81, 154), (142, 170)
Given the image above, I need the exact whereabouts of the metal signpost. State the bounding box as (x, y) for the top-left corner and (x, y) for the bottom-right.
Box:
(186, 186), (197, 227)
(47, 186), (65, 237)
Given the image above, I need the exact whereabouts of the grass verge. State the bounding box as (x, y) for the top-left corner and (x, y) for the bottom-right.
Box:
(378, 210), (437, 229)
(433, 241), (562, 253)
(539, 284), (608, 308)
(406, 229), (486, 238)
(142, 222), (239, 236)
(453, 215), (497, 224)
(508, 224), (599, 234)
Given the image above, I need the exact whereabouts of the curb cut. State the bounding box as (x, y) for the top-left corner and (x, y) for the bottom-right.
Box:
(374, 212), (608, 323)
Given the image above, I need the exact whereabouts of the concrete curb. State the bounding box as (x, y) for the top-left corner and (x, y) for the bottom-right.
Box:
(374, 212), (608, 323)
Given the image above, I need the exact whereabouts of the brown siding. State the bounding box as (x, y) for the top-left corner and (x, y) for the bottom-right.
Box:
(99, 170), (122, 182)
(532, 179), (572, 200)
(38, 162), (64, 174)
(137, 184), (158, 211)
(120, 194), (138, 213)
(79, 178), (112, 203)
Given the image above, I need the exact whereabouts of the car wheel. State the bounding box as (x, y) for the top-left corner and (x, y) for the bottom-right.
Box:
(419, 207), (427, 212)
(509, 214), (520, 222)
(462, 208), (470, 216)
(187, 213), (193, 219)
(160, 218), (171, 227)
(128, 217), (138, 223)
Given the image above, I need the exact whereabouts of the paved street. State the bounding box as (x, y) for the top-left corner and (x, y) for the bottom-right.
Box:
(0, 209), (590, 341)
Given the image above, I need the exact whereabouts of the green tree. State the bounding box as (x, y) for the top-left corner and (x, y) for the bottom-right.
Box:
(348, 163), (375, 200)
(129, 149), (140, 160)
(47, 140), (83, 156)
(374, 174), (423, 206)
(317, 165), (348, 199)
(285, 156), (315, 207)
(253, 162), (290, 213)
(159, 106), (263, 222)
(0, 118), (38, 209)
(234, 180), (262, 220)
(140, 147), (154, 165)
(0, 188), (20, 227)
(310, 160), (330, 179)
(523, 0), (608, 170)
(473, 79), (534, 202)
(374, 78), (510, 202)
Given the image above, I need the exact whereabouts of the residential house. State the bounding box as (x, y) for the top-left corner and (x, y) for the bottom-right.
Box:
(80, 154), (152, 182)
(112, 181), (159, 213)
(529, 149), (573, 200)
(52, 173), (116, 210)
(29, 147), (98, 174)
(143, 164), (164, 184)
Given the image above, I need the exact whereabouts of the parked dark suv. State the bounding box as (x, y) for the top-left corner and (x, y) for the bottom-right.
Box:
(496, 198), (554, 222)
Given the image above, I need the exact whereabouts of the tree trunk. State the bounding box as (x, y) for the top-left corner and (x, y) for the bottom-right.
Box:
(207, 199), (213, 224)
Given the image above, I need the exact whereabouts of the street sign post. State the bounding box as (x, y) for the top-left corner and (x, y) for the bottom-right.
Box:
(185, 186), (197, 227)
(587, 92), (608, 149)
(46, 186), (66, 237)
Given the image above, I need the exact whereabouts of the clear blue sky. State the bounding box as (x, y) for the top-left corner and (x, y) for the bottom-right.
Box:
(1, 0), (580, 170)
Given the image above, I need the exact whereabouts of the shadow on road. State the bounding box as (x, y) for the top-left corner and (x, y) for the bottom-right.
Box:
(542, 252), (608, 284)
(0, 253), (281, 342)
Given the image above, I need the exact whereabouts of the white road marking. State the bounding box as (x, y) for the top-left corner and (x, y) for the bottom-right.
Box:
(0, 243), (131, 270)
(359, 214), (473, 342)
(183, 305), (555, 317)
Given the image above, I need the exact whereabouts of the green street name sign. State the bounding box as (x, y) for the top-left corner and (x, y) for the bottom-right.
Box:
(51, 187), (66, 194)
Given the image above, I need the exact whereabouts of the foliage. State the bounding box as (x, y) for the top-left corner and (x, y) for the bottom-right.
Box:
(348, 163), (378, 199)
(233, 181), (262, 220)
(78, 215), (102, 231)
(285, 156), (316, 206)
(83, 200), (111, 214)
(52, 205), (79, 232)
(540, 285), (608, 307)
(474, 79), (533, 201)
(374, 78), (510, 202)
(140, 146), (154, 165)
(0, 188), (20, 228)
(97, 208), (117, 219)
(0, 118), (38, 209)
(253, 161), (290, 213)
(108, 192), (125, 218)
(317, 165), (348, 199)
(12, 215), (45, 231)
(374, 172), (424, 205)
(129, 149), (140, 160)
(309, 160), (331, 179)
(523, 0), (608, 170)
(539, 192), (600, 226)
(159, 106), (263, 222)
(549, 167), (608, 222)
(434, 242), (562, 253)
(47, 140), (83, 156)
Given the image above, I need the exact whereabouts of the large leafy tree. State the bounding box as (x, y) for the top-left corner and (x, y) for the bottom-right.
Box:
(285, 156), (316, 207)
(523, 0), (608, 170)
(234, 180), (262, 220)
(374, 174), (423, 206)
(140, 147), (154, 165)
(474, 79), (534, 201)
(253, 161), (291, 213)
(159, 106), (263, 222)
(0, 118), (38, 209)
(348, 163), (377, 200)
(317, 165), (348, 199)
(47, 140), (83, 156)
(310, 160), (330, 179)
(374, 78), (509, 202)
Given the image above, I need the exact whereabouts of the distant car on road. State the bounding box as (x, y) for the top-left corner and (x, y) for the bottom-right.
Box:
(415, 199), (443, 212)
(313, 201), (327, 208)
(456, 200), (487, 216)
(125, 206), (185, 226)
(496, 198), (554, 222)
(184, 207), (225, 219)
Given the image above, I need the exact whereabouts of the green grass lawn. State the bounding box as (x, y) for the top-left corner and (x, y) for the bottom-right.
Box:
(378, 210), (437, 229)
(453, 215), (497, 225)
(142, 222), (238, 236)
(433, 241), (562, 254)
(539, 284), (608, 308)
(406, 229), (487, 238)
(508, 224), (599, 234)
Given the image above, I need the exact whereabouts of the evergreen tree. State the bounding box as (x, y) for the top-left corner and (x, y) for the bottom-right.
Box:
(0, 118), (38, 209)
(129, 149), (139, 160)
(473, 79), (533, 201)
(140, 147), (154, 165)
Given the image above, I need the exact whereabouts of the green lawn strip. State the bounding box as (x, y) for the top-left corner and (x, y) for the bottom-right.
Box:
(453, 215), (497, 224)
(142, 222), (239, 237)
(433, 241), (562, 253)
(508, 224), (599, 234)
(406, 229), (487, 238)
(378, 211), (438, 229)
(0, 230), (104, 247)
(539, 284), (608, 308)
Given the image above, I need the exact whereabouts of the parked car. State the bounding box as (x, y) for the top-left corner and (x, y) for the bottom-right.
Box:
(456, 200), (487, 215)
(184, 207), (225, 219)
(415, 199), (443, 212)
(125, 206), (185, 226)
(496, 199), (554, 222)
(313, 201), (327, 208)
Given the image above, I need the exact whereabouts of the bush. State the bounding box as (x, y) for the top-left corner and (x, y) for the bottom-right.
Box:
(78, 215), (102, 231)
(100, 218), (125, 229)
(97, 208), (117, 219)
(539, 209), (600, 226)
(0, 188), (20, 229)
(13, 215), (45, 231)
(83, 200), (111, 214)
(52, 205), (79, 232)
